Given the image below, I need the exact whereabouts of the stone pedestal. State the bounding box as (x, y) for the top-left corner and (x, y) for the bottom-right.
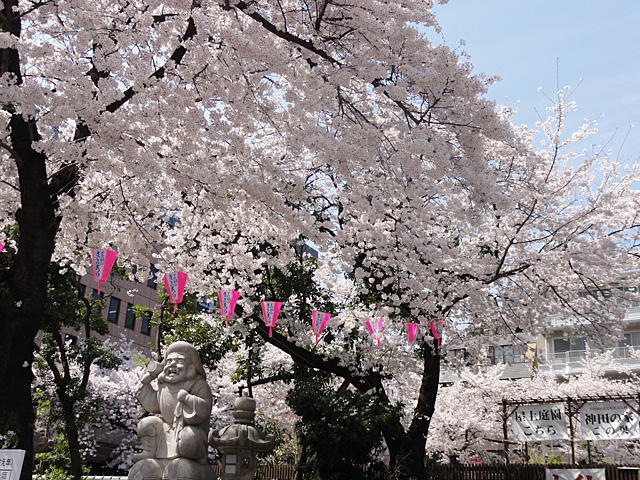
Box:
(129, 458), (214, 480)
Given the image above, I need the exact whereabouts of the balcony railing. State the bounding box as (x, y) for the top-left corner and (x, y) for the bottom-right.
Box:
(546, 346), (638, 364)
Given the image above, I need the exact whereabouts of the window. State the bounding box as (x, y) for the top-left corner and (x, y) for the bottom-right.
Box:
(580, 286), (640, 306)
(79, 284), (86, 297)
(553, 337), (586, 353)
(494, 325), (511, 336)
(140, 311), (152, 335)
(197, 300), (214, 313)
(619, 332), (640, 348)
(224, 454), (238, 475)
(491, 345), (525, 365)
(125, 303), (136, 330)
(64, 334), (77, 345)
(449, 348), (471, 365)
(147, 265), (158, 289)
(108, 297), (121, 323)
(92, 289), (104, 314)
(552, 337), (587, 362)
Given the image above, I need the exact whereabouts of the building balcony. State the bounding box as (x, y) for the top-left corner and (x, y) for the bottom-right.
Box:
(537, 346), (640, 376)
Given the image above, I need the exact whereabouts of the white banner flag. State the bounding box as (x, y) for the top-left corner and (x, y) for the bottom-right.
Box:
(512, 403), (570, 441)
(546, 468), (605, 480)
(580, 400), (640, 440)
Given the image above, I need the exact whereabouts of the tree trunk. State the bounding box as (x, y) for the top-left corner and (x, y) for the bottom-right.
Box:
(0, 312), (38, 480)
(59, 392), (85, 480)
(0, 109), (57, 480)
(293, 442), (308, 480)
(405, 341), (441, 478)
(2, 2), (57, 477)
(380, 340), (441, 479)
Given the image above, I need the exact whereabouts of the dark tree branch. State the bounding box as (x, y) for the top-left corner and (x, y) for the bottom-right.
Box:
(79, 292), (93, 393)
(105, 16), (198, 113)
(234, 0), (338, 66)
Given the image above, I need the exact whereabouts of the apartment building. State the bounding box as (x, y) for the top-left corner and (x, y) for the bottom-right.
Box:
(441, 285), (640, 383)
(440, 328), (538, 384)
(536, 299), (640, 378)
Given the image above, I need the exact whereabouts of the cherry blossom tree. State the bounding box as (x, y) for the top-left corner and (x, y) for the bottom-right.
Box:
(85, 342), (147, 473)
(426, 365), (508, 462)
(32, 263), (121, 480)
(1, 0), (640, 477)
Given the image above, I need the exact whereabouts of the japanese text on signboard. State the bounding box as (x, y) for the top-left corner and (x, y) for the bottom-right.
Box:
(580, 401), (639, 440)
(0, 450), (25, 480)
(512, 404), (570, 441)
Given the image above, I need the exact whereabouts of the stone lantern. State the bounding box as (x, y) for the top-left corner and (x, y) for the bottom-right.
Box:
(209, 392), (275, 480)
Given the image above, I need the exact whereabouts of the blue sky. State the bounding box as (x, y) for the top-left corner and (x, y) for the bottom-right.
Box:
(431, 0), (640, 166)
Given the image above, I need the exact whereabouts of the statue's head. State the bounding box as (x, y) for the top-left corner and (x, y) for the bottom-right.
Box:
(158, 341), (206, 384)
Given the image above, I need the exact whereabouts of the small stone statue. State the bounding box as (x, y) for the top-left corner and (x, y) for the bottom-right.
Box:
(209, 392), (275, 480)
(129, 342), (213, 480)
(33, 430), (53, 453)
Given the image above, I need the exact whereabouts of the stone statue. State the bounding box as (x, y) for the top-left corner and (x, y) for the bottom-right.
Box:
(209, 392), (275, 480)
(129, 341), (214, 480)
(33, 430), (53, 453)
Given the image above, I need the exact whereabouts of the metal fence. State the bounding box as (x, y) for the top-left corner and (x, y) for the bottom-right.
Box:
(213, 464), (296, 479)
(546, 346), (637, 365)
(229, 463), (640, 480)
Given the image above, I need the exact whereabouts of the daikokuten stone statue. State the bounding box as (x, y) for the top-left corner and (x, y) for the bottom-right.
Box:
(129, 341), (214, 480)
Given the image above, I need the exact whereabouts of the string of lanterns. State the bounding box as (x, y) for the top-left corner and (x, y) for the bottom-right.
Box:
(92, 248), (444, 348)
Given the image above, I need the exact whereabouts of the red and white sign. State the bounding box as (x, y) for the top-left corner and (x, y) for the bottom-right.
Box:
(163, 271), (188, 313)
(546, 469), (605, 480)
(92, 249), (118, 294)
(429, 319), (444, 346)
(365, 317), (384, 349)
(218, 289), (239, 327)
(0, 449), (26, 480)
(312, 311), (331, 344)
(407, 323), (419, 345)
(261, 301), (282, 337)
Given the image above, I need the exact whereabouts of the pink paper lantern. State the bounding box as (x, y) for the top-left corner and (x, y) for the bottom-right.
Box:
(0, 243), (3, 252)
(407, 323), (419, 345)
(365, 317), (384, 349)
(430, 319), (444, 347)
(261, 301), (282, 337)
(92, 248), (118, 294)
(312, 311), (331, 344)
(218, 289), (239, 327)
(163, 271), (188, 313)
